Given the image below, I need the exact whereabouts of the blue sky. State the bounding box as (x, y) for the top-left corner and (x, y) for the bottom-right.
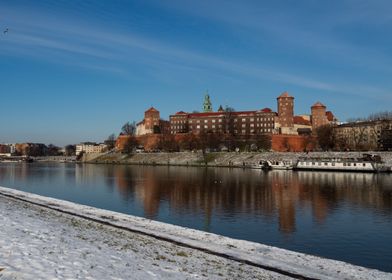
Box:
(0, 0), (391, 145)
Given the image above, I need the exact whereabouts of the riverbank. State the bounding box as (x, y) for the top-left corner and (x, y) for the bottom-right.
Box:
(85, 151), (392, 167)
(0, 188), (285, 280)
(0, 186), (389, 279)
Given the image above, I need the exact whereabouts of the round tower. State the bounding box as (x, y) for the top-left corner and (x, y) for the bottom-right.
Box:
(311, 102), (328, 131)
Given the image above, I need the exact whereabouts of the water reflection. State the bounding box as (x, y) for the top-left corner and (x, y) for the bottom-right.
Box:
(0, 163), (391, 271)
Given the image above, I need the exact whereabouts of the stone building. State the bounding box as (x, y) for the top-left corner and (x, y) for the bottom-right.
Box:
(170, 108), (275, 136)
(311, 102), (329, 131)
(274, 93), (337, 135)
(136, 107), (170, 136)
(276, 92), (295, 134)
(333, 119), (392, 151)
(75, 142), (108, 156)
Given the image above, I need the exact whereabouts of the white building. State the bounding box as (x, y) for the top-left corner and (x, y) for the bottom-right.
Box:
(75, 143), (107, 156)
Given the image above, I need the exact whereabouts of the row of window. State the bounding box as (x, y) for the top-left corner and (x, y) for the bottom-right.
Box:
(173, 117), (274, 124)
(299, 162), (368, 167)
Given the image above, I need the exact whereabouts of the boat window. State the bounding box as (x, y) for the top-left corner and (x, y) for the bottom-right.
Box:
(324, 162), (328, 166)
(363, 163), (366, 167)
(354, 163), (356, 166)
(306, 162), (309, 166)
(347, 163), (351, 166)
(332, 162), (335, 166)
(318, 162), (321, 166)
(343, 163), (346, 166)
(312, 162), (315, 165)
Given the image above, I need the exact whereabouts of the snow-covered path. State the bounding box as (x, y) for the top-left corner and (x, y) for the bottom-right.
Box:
(0, 194), (288, 280)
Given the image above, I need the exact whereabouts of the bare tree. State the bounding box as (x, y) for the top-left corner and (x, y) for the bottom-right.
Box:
(65, 145), (76, 156)
(104, 133), (117, 150)
(122, 136), (138, 154)
(121, 121), (136, 136)
(157, 135), (178, 152)
(316, 125), (335, 151)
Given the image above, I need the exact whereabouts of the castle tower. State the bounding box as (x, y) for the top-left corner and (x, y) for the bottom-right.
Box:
(203, 93), (213, 112)
(311, 102), (328, 131)
(144, 107), (160, 130)
(277, 91), (294, 128)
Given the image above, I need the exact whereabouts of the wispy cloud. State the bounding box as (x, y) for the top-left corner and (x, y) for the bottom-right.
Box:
(0, 2), (390, 100)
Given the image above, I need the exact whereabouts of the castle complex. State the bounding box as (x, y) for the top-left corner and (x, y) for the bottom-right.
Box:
(119, 91), (340, 152)
(168, 91), (336, 137)
(135, 92), (336, 138)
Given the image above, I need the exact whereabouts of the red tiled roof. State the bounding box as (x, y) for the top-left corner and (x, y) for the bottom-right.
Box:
(260, 107), (272, 113)
(189, 112), (228, 117)
(326, 111), (335, 121)
(312, 101), (326, 108)
(173, 109), (276, 118)
(146, 107), (158, 112)
(293, 116), (311, 125)
(175, 111), (188, 115)
(277, 91), (293, 98)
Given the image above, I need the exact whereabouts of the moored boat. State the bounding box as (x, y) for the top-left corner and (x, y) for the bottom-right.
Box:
(261, 160), (294, 170)
(295, 154), (389, 173)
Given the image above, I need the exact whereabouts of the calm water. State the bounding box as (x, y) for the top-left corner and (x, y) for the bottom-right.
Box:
(0, 163), (391, 272)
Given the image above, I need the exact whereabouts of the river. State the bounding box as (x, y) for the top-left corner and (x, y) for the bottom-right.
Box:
(0, 162), (391, 272)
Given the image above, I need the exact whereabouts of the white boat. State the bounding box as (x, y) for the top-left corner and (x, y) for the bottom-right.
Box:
(295, 154), (389, 173)
(262, 160), (294, 170)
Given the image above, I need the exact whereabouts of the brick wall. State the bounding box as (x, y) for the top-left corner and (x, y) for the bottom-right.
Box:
(271, 135), (316, 152)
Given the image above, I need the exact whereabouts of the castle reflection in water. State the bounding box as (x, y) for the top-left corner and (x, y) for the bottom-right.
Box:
(75, 164), (392, 234)
(1, 163), (391, 235)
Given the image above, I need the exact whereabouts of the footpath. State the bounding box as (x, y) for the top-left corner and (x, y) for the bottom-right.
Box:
(0, 186), (390, 280)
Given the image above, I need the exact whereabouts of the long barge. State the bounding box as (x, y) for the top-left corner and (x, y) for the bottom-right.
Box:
(296, 154), (392, 173)
(262, 154), (391, 173)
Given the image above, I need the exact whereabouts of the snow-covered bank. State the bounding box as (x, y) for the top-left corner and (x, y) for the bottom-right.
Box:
(0, 191), (286, 280)
(0, 186), (390, 280)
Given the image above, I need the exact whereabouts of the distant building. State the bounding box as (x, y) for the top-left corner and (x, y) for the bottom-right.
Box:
(274, 92), (337, 135)
(275, 92), (295, 134)
(334, 119), (392, 151)
(136, 107), (170, 136)
(14, 143), (47, 156)
(0, 144), (13, 157)
(75, 142), (107, 155)
(170, 95), (275, 136)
